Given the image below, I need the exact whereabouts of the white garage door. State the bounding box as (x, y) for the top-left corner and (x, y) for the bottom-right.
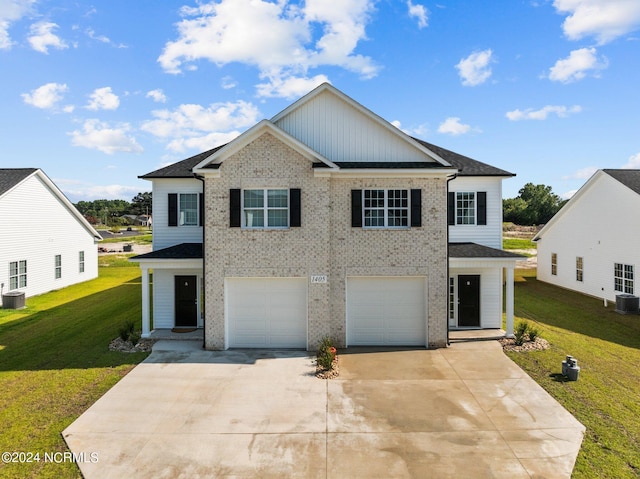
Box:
(226, 278), (307, 348)
(347, 277), (426, 346)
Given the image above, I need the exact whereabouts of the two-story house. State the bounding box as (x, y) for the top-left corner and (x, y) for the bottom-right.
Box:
(132, 84), (521, 350)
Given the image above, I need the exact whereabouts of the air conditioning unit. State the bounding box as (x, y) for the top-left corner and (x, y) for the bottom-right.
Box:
(615, 294), (639, 315)
(2, 291), (25, 309)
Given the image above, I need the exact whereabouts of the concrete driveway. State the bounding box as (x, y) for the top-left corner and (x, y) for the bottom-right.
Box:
(64, 340), (584, 478)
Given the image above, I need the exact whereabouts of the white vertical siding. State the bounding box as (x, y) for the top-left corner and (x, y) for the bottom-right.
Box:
(152, 178), (203, 250)
(275, 91), (435, 164)
(537, 174), (640, 302)
(449, 176), (503, 249)
(0, 174), (98, 299)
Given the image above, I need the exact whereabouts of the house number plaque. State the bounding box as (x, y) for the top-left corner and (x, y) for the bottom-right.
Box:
(311, 275), (328, 284)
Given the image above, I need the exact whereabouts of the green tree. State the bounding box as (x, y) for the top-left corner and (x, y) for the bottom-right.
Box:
(503, 183), (564, 225)
(130, 192), (152, 215)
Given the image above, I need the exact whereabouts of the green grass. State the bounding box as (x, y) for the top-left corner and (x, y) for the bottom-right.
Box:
(100, 233), (152, 245)
(0, 257), (147, 478)
(503, 237), (537, 251)
(509, 270), (640, 479)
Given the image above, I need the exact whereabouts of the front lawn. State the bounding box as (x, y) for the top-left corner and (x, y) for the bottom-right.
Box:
(0, 257), (147, 478)
(509, 269), (640, 479)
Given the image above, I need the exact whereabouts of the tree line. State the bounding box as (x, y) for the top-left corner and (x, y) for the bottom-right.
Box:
(74, 192), (151, 225)
(503, 183), (567, 226)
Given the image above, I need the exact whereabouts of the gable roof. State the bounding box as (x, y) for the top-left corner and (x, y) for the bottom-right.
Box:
(533, 169), (640, 241)
(0, 168), (101, 241)
(603, 169), (640, 195)
(0, 168), (38, 197)
(139, 84), (512, 179)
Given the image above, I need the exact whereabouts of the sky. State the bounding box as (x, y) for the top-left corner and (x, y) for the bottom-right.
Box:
(1, 0), (639, 203)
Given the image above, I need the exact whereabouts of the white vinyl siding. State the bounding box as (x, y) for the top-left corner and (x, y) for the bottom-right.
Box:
(347, 277), (426, 346)
(449, 177), (503, 249)
(152, 178), (203, 250)
(536, 172), (640, 302)
(0, 174), (98, 299)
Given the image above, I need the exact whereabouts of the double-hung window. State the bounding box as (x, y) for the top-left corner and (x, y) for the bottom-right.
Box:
(576, 257), (583, 282)
(363, 189), (409, 228)
(79, 251), (85, 273)
(243, 189), (289, 228)
(456, 192), (475, 225)
(9, 260), (27, 290)
(614, 263), (634, 294)
(179, 193), (198, 226)
(448, 191), (487, 226)
(55, 255), (62, 279)
(551, 253), (558, 276)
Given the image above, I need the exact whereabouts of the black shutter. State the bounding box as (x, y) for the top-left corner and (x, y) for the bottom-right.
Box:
(229, 189), (241, 227)
(199, 193), (204, 226)
(168, 193), (178, 227)
(447, 192), (455, 225)
(290, 189), (301, 227)
(410, 189), (422, 227)
(477, 191), (487, 225)
(351, 190), (362, 227)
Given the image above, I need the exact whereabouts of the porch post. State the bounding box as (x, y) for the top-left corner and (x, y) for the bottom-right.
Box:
(141, 266), (150, 338)
(505, 266), (515, 338)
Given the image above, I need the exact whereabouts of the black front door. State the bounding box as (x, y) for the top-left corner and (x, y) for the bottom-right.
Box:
(175, 276), (197, 327)
(458, 275), (480, 327)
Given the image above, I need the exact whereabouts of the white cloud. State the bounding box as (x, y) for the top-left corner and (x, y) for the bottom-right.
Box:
(506, 105), (582, 120)
(562, 166), (599, 180)
(621, 152), (640, 169)
(561, 189), (578, 200)
(455, 49), (494, 86)
(256, 73), (329, 99)
(21, 82), (69, 109)
(86, 87), (120, 110)
(27, 21), (68, 53)
(391, 120), (429, 137)
(85, 27), (127, 48)
(0, 0), (36, 49)
(146, 89), (167, 103)
(548, 47), (608, 83)
(221, 76), (237, 89)
(141, 100), (261, 152)
(69, 119), (143, 154)
(158, 0), (378, 97)
(554, 0), (640, 44)
(437, 117), (472, 135)
(407, 0), (428, 28)
(56, 178), (142, 201)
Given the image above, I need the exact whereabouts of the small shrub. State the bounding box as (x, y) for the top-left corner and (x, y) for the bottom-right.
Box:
(527, 326), (540, 342)
(317, 336), (336, 370)
(514, 321), (529, 346)
(128, 331), (141, 346)
(118, 320), (135, 341)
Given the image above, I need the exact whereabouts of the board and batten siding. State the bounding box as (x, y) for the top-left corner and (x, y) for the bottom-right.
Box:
(274, 91), (435, 164)
(0, 174), (98, 299)
(537, 173), (640, 302)
(448, 176), (503, 249)
(152, 178), (203, 250)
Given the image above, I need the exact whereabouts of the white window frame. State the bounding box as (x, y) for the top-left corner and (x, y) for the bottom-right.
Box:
(362, 189), (409, 229)
(179, 193), (199, 226)
(242, 189), (289, 229)
(79, 251), (85, 273)
(9, 260), (27, 290)
(614, 263), (634, 294)
(576, 257), (583, 282)
(55, 255), (62, 280)
(455, 192), (476, 225)
(551, 253), (558, 276)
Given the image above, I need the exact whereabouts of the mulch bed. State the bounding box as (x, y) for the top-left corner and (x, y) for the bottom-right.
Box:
(499, 337), (550, 352)
(316, 356), (340, 379)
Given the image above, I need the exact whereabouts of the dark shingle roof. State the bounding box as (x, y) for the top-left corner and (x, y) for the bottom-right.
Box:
(332, 162), (454, 169)
(603, 169), (640, 196)
(0, 168), (37, 196)
(139, 146), (225, 179)
(140, 136), (513, 178)
(412, 138), (515, 177)
(130, 243), (203, 260)
(449, 242), (525, 259)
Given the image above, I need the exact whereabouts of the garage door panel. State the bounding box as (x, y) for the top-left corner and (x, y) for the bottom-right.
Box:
(348, 277), (426, 346)
(227, 278), (307, 349)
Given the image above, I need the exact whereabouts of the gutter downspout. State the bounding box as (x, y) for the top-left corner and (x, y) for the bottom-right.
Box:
(194, 173), (206, 350)
(446, 172), (458, 347)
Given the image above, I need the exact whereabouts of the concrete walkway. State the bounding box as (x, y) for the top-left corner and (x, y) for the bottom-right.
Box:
(63, 340), (585, 478)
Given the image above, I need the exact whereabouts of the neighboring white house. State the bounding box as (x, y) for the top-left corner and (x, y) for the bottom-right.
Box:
(534, 169), (640, 303)
(132, 83), (521, 350)
(0, 168), (101, 303)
